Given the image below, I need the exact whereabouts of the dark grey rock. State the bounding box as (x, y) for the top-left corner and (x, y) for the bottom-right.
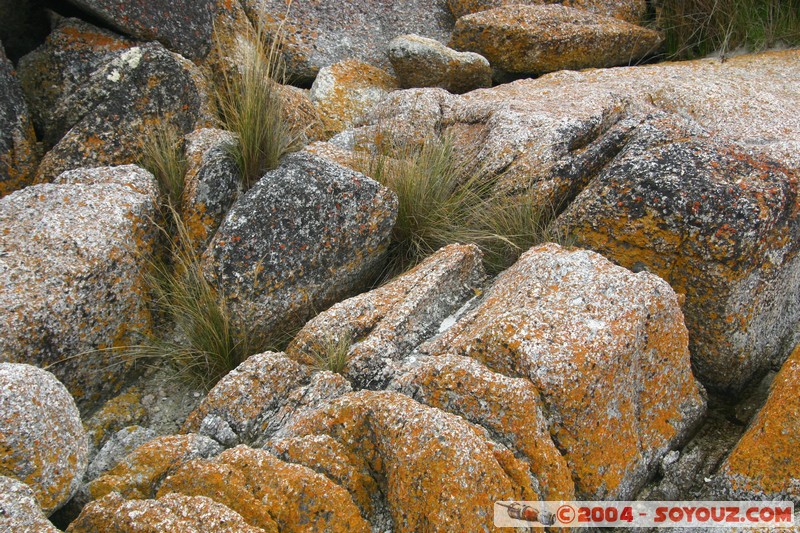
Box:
(0, 42), (37, 196)
(203, 151), (397, 340)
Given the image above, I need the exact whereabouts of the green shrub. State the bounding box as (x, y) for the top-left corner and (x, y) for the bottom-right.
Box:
(658, 0), (800, 59)
(214, 22), (297, 189)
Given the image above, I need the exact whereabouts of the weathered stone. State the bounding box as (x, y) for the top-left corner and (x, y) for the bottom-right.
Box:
(59, 0), (241, 60)
(389, 354), (575, 501)
(0, 476), (60, 532)
(17, 19), (132, 148)
(203, 151), (397, 339)
(244, 0), (454, 83)
(0, 363), (88, 515)
(159, 446), (370, 532)
(88, 434), (222, 501)
(287, 244), (485, 389)
(86, 426), (157, 482)
(310, 59), (398, 138)
(447, 0), (648, 24)
(84, 389), (149, 452)
(68, 492), (264, 533)
(182, 128), (241, 254)
(277, 84), (326, 144)
(554, 113), (800, 392)
(0, 42), (37, 196)
(422, 244), (706, 499)
(388, 34), (491, 94)
(0, 166), (158, 409)
(713, 344), (800, 502)
(451, 4), (663, 77)
(182, 352), (312, 444)
(31, 32), (213, 182)
(274, 389), (535, 531)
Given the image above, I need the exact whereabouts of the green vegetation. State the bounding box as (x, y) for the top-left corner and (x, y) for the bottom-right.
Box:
(214, 22), (297, 190)
(140, 123), (187, 210)
(356, 136), (567, 277)
(307, 333), (353, 375)
(658, 0), (800, 59)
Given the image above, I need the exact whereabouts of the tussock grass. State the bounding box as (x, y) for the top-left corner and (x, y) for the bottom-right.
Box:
(140, 123), (187, 210)
(214, 21), (297, 189)
(307, 333), (353, 375)
(658, 0), (800, 59)
(356, 136), (568, 277)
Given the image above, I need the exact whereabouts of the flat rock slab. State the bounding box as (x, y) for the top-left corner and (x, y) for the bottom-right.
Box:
(203, 151), (397, 340)
(0, 166), (159, 410)
(450, 4), (663, 77)
(422, 243), (706, 499)
(245, 0), (454, 84)
(447, 0), (648, 24)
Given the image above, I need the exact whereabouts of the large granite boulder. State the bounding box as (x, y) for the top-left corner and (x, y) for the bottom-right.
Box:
(450, 4), (663, 78)
(286, 244), (486, 389)
(17, 19), (214, 182)
(0, 476), (61, 532)
(203, 151), (397, 340)
(0, 166), (159, 409)
(244, 0), (455, 84)
(0, 43), (37, 196)
(0, 363), (88, 515)
(422, 244), (706, 499)
(447, 0), (649, 24)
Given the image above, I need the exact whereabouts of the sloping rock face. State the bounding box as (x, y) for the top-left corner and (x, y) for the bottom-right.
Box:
(450, 5), (663, 77)
(0, 476), (61, 532)
(713, 343), (800, 502)
(554, 113), (800, 392)
(244, 0), (454, 84)
(422, 244), (706, 499)
(286, 244), (486, 389)
(347, 49), (800, 393)
(18, 19), (214, 182)
(203, 151), (397, 339)
(447, 0), (648, 24)
(0, 166), (158, 409)
(0, 43), (38, 197)
(388, 34), (491, 94)
(0, 363), (88, 516)
(310, 59), (398, 138)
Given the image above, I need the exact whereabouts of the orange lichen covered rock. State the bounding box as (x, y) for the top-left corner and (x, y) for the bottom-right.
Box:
(278, 85), (326, 144)
(287, 244), (485, 389)
(554, 113), (800, 392)
(450, 4), (662, 77)
(68, 492), (266, 533)
(17, 18), (213, 182)
(389, 355), (575, 501)
(447, 0), (648, 24)
(0, 364), (88, 516)
(422, 243), (706, 499)
(309, 59), (398, 138)
(714, 344), (800, 501)
(274, 390), (534, 531)
(87, 434), (222, 501)
(84, 389), (148, 450)
(160, 446), (369, 532)
(0, 43), (38, 197)
(0, 166), (159, 410)
(0, 476), (62, 532)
